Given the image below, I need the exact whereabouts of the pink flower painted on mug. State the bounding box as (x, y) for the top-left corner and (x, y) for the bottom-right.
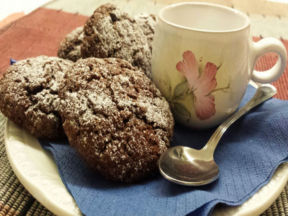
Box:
(176, 50), (217, 120)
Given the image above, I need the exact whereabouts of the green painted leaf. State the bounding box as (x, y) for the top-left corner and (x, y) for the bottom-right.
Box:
(217, 63), (222, 70)
(173, 81), (189, 99)
(173, 102), (191, 119)
(160, 79), (173, 101)
(190, 93), (195, 104)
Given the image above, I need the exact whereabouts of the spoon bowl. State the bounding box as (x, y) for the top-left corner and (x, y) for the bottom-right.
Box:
(159, 84), (277, 186)
(159, 146), (219, 186)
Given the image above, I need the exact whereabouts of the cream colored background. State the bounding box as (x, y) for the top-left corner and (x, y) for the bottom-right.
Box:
(45, 0), (288, 38)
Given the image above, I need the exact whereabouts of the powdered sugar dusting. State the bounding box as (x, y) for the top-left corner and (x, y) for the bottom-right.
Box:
(0, 56), (73, 138)
(58, 26), (84, 62)
(60, 57), (174, 183)
(135, 14), (156, 52)
(81, 4), (152, 77)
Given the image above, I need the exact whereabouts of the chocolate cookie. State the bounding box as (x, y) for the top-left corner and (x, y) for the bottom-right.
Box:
(81, 4), (152, 77)
(58, 26), (84, 62)
(0, 56), (72, 139)
(59, 58), (174, 183)
(135, 14), (156, 53)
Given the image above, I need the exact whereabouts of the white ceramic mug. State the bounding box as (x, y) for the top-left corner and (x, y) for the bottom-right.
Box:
(151, 2), (287, 129)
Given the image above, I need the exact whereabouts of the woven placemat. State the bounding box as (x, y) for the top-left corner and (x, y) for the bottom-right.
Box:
(0, 7), (287, 216)
(0, 114), (55, 216)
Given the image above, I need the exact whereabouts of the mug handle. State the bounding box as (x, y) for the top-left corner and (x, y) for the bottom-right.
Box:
(250, 37), (287, 83)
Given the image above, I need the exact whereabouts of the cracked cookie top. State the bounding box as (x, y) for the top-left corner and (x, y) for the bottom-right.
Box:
(58, 26), (84, 62)
(0, 56), (73, 139)
(135, 14), (156, 53)
(59, 57), (174, 183)
(81, 4), (152, 77)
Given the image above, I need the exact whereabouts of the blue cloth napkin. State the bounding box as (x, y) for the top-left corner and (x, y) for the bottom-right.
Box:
(40, 85), (288, 216)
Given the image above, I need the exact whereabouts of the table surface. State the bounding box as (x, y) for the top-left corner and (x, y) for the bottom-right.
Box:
(0, 0), (288, 215)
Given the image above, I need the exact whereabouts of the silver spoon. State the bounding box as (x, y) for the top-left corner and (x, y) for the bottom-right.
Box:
(159, 84), (277, 186)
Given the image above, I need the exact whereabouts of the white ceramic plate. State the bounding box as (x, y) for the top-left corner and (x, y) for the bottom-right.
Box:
(4, 120), (288, 216)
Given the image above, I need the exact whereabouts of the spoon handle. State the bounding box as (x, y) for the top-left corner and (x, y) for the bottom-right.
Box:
(204, 84), (277, 153)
